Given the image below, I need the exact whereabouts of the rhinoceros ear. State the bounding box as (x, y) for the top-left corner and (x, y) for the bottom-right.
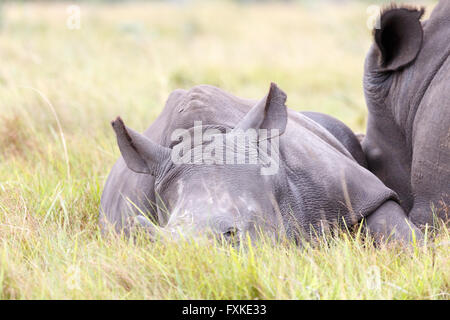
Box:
(374, 5), (424, 71)
(234, 82), (287, 137)
(111, 117), (171, 176)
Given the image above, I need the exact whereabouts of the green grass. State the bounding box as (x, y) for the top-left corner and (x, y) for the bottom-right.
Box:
(0, 0), (448, 299)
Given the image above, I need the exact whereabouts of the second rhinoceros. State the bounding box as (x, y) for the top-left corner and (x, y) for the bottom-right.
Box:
(362, 1), (450, 227)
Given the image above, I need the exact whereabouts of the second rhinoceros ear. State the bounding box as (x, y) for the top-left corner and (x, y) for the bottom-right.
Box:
(234, 82), (287, 137)
(374, 5), (425, 71)
(111, 117), (171, 176)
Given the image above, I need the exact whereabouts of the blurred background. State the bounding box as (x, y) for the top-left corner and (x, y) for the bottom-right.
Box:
(0, 0), (437, 164)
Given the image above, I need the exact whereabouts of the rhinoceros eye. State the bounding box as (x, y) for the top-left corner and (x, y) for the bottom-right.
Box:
(222, 227), (239, 240)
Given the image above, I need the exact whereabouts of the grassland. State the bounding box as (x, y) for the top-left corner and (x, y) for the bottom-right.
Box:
(0, 0), (448, 299)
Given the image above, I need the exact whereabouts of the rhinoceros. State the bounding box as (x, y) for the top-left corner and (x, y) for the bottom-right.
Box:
(99, 83), (421, 243)
(300, 111), (367, 168)
(362, 2), (450, 227)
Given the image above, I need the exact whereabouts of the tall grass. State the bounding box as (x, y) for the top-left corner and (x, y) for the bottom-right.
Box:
(0, 0), (447, 299)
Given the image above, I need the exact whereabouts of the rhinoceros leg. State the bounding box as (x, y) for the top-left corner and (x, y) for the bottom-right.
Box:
(409, 130), (450, 227)
(408, 62), (450, 227)
(365, 200), (423, 244)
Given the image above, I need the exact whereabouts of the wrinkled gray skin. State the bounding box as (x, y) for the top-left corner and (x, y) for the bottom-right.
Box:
(301, 111), (367, 168)
(100, 83), (421, 244)
(362, 2), (450, 227)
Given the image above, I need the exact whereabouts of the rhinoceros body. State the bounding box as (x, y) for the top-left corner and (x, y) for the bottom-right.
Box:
(362, 1), (450, 227)
(99, 83), (420, 243)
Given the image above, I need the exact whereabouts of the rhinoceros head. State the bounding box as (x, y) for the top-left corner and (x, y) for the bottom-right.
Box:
(112, 83), (288, 242)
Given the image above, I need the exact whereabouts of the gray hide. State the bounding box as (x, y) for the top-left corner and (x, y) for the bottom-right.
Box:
(100, 83), (421, 243)
(362, 2), (450, 227)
